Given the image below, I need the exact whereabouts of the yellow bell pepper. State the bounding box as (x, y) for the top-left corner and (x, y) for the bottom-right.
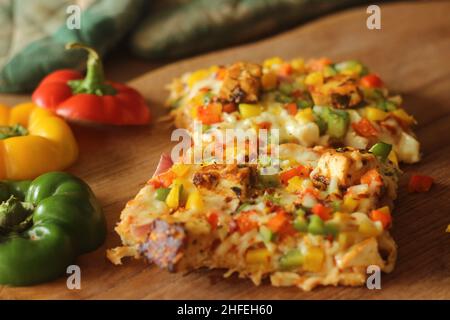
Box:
(388, 149), (398, 167)
(303, 247), (325, 272)
(171, 163), (190, 177)
(186, 189), (204, 212)
(261, 72), (278, 90)
(391, 108), (416, 125)
(365, 107), (388, 121)
(245, 248), (271, 265)
(295, 107), (314, 124)
(304, 71), (323, 86)
(342, 195), (359, 212)
(165, 183), (182, 209)
(0, 103), (78, 180)
(239, 104), (263, 119)
(263, 57), (284, 69)
(286, 176), (303, 193)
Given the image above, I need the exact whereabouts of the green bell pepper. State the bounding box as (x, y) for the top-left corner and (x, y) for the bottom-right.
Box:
(322, 107), (350, 139)
(369, 142), (392, 162)
(0, 172), (106, 286)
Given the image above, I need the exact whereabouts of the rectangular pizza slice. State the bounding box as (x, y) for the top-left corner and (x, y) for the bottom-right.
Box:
(166, 57), (420, 163)
(108, 143), (399, 291)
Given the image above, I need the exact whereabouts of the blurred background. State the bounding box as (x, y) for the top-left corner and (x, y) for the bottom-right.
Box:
(0, 0), (392, 94)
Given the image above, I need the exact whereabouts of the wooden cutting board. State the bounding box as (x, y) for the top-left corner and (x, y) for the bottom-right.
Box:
(1, 1), (449, 299)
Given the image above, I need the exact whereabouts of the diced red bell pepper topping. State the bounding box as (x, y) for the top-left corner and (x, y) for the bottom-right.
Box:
(278, 63), (293, 77)
(360, 168), (383, 186)
(306, 58), (332, 72)
(408, 175), (434, 193)
(352, 118), (379, 137)
(236, 210), (258, 234)
(222, 103), (237, 113)
(285, 103), (298, 116)
(156, 170), (176, 188)
(369, 209), (392, 229)
(197, 103), (222, 124)
(258, 121), (272, 130)
(311, 203), (333, 221)
(360, 74), (383, 88)
(208, 212), (219, 230)
(280, 165), (311, 184)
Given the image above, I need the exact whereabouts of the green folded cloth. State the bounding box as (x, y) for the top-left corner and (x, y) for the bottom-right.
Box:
(0, 0), (145, 93)
(130, 0), (370, 59)
(0, 0), (373, 93)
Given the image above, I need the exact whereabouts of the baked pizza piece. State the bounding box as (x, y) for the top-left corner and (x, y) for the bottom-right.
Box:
(166, 57), (420, 163)
(108, 144), (399, 291)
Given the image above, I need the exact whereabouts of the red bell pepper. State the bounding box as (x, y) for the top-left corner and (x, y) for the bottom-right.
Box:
(369, 207), (391, 229)
(280, 165), (311, 184)
(32, 43), (151, 125)
(408, 175), (434, 193)
(311, 203), (333, 221)
(352, 118), (378, 137)
(360, 74), (383, 88)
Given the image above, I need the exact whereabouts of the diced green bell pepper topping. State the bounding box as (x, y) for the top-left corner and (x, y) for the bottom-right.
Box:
(324, 222), (339, 238)
(334, 60), (368, 76)
(331, 200), (341, 212)
(322, 65), (337, 77)
(275, 93), (293, 103)
(296, 99), (313, 109)
(258, 174), (280, 188)
(313, 111), (328, 135)
(259, 225), (274, 243)
(279, 82), (293, 95)
(322, 107), (350, 139)
(295, 207), (306, 217)
(155, 187), (171, 201)
(308, 215), (325, 235)
(279, 249), (304, 269)
(293, 216), (308, 232)
(369, 142), (392, 162)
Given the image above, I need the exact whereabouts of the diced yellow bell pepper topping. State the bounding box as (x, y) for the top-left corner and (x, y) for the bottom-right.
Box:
(171, 163), (190, 177)
(377, 206), (390, 215)
(239, 104), (263, 119)
(290, 58), (305, 72)
(342, 195), (359, 213)
(187, 69), (210, 88)
(338, 232), (355, 249)
(185, 189), (204, 212)
(304, 71), (323, 86)
(208, 65), (219, 73)
(286, 176), (303, 193)
(245, 248), (271, 265)
(358, 220), (381, 237)
(391, 108), (416, 125)
(165, 184), (181, 209)
(388, 150), (398, 167)
(365, 107), (388, 121)
(295, 107), (314, 124)
(261, 72), (278, 90)
(263, 57), (284, 69)
(303, 247), (324, 272)
(446, 225), (450, 233)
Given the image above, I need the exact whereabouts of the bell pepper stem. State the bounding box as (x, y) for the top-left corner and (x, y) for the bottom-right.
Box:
(0, 196), (33, 232)
(66, 42), (116, 96)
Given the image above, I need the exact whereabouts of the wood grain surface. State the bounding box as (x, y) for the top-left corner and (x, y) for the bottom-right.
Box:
(0, 1), (449, 299)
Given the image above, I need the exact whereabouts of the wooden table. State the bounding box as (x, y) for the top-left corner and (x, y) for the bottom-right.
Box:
(1, 1), (449, 299)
